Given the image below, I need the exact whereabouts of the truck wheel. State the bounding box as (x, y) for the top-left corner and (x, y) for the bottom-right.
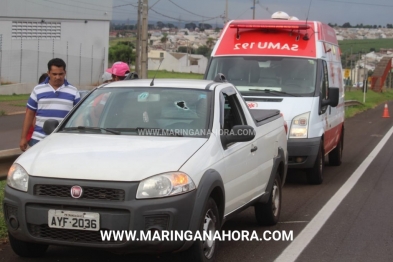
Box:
(329, 132), (343, 166)
(254, 174), (282, 226)
(182, 198), (220, 262)
(8, 233), (48, 257)
(306, 142), (324, 185)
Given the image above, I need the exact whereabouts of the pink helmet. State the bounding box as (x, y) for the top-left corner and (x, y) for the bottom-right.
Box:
(106, 62), (130, 77)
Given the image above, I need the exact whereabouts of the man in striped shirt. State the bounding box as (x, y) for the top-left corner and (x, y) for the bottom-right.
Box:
(19, 58), (80, 151)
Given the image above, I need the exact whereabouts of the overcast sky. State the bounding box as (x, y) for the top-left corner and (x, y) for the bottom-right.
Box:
(113, 0), (393, 26)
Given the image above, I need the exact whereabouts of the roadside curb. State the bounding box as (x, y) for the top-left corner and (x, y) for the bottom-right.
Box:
(0, 148), (22, 159)
(6, 111), (25, 116)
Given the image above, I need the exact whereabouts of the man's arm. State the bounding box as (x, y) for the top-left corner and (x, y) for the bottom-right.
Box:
(20, 109), (36, 151)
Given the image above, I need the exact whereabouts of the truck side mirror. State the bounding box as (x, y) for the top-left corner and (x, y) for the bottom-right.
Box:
(221, 125), (256, 148)
(321, 87), (339, 107)
(43, 119), (59, 135)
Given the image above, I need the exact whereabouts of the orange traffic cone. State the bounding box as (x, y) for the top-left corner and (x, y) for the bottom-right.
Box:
(382, 103), (390, 118)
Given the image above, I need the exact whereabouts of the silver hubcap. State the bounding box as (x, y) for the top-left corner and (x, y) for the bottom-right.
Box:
(202, 209), (216, 259)
(272, 180), (280, 217)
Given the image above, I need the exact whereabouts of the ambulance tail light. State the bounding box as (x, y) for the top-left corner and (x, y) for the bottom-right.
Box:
(280, 113), (288, 134)
(230, 23), (310, 30)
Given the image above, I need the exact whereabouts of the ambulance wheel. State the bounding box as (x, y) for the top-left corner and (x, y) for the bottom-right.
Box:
(255, 174), (282, 226)
(9, 233), (48, 257)
(306, 142), (324, 185)
(329, 132), (343, 166)
(182, 198), (220, 262)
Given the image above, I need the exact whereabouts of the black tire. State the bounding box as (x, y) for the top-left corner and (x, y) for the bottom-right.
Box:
(255, 174), (282, 226)
(329, 132), (343, 166)
(182, 198), (220, 262)
(8, 233), (48, 258)
(306, 142), (324, 185)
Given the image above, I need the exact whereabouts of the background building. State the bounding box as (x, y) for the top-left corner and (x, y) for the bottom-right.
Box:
(148, 50), (208, 74)
(0, 0), (112, 88)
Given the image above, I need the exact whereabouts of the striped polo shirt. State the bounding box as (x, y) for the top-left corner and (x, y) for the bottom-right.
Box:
(27, 79), (80, 141)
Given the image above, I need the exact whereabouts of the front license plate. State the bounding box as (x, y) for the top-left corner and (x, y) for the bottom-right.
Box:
(48, 209), (100, 231)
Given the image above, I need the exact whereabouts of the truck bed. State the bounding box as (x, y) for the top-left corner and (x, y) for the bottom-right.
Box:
(249, 109), (280, 126)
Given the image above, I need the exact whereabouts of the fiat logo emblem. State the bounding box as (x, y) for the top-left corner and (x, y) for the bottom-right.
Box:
(70, 186), (83, 199)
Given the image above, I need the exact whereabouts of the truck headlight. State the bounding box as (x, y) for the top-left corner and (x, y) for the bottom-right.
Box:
(136, 172), (196, 199)
(289, 112), (310, 138)
(7, 164), (29, 192)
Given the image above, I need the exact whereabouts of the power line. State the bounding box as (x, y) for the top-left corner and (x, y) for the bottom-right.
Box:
(64, 0), (114, 8)
(167, 0), (219, 19)
(318, 0), (393, 7)
(23, 0), (132, 16)
(235, 7), (251, 19)
(23, 0), (111, 15)
(257, 2), (272, 14)
(114, 3), (138, 8)
(150, 8), (221, 24)
(40, 0), (112, 13)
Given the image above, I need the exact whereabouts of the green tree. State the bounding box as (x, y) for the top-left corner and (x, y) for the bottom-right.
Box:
(196, 45), (211, 58)
(206, 37), (215, 50)
(161, 33), (168, 50)
(108, 42), (135, 65)
(178, 46), (188, 53)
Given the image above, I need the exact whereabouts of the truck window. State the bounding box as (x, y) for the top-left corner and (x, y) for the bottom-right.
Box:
(221, 93), (246, 132)
(321, 60), (329, 99)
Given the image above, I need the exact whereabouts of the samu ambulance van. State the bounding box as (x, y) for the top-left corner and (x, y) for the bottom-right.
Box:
(205, 12), (344, 184)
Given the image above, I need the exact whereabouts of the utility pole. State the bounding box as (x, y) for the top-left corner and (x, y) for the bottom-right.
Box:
(141, 0), (148, 79)
(357, 51), (361, 87)
(253, 0), (256, 19)
(350, 46), (353, 86)
(363, 51), (366, 102)
(135, 0), (141, 75)
(0, 34), (2, 86)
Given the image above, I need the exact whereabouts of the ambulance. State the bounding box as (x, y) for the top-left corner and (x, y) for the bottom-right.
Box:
(205, 12), (344, 184)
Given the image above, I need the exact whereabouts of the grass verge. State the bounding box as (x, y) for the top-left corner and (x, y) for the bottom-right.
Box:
(345, 88), (393, 118)
(10, 103), (27, 107)
(147, 70), (203, 79)
(0, 180), (7, 241)
(0, 94), (30, 102)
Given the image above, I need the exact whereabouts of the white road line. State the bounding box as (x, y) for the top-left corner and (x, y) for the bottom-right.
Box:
(275, 125), (393, 262)
(279, 221), (309, 224)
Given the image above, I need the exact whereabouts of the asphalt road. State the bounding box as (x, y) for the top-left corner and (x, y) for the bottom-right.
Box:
(1, 103), (393, 261)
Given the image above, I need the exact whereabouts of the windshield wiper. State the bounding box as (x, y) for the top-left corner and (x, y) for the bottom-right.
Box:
(248, 89), (299, 97)
(63, 126), (121, 135)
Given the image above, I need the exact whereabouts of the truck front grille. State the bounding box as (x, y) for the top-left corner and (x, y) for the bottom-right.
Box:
(28, 224), (124, 244)
(34, 184), (125, 201)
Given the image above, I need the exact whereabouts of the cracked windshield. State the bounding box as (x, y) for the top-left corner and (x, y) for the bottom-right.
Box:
(63, 87), (211, 137)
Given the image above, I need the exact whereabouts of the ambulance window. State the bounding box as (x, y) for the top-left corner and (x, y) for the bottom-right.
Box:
(321, 61), (329, 99)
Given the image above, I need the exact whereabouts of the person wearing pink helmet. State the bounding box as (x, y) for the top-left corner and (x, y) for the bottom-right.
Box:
(106, 61), (130, 82)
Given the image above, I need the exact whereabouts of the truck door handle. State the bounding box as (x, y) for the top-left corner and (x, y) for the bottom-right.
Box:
(251, 146), (258, 152)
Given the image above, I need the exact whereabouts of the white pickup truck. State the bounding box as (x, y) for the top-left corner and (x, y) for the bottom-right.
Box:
(5, 77), (288, 261)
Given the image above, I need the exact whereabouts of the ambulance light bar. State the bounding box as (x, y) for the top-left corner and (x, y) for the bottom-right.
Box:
(230, 23), (310, 30)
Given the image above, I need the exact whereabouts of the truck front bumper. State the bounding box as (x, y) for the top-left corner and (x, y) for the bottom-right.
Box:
(287, 137), (321, 169)
(4, 176), (197, 254)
